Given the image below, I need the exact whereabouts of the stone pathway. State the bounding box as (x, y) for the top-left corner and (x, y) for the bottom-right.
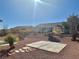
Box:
(8, 46), (36, 56)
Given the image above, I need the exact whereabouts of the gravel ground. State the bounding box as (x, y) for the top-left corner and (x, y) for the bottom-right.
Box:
(1, 34), (79, 59)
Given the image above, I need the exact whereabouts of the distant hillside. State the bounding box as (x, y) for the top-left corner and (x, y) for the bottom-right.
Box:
(9, 26), (34, 34)
(11, 26), (34, 30)
(10, 22), (64, 33)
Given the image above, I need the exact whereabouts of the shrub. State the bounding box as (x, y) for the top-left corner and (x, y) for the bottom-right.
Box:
(5, 35), (15, 46)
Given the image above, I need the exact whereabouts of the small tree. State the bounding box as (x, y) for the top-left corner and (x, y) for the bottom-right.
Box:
(5, 35), (15, 47)
(67, 15), (79, 41)
(62, 22), (69, 29)
(62, 22), (69, 33)
(4, 35), (15, 55)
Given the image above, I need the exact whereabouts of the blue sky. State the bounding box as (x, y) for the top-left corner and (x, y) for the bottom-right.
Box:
(0, 0), (79, 28)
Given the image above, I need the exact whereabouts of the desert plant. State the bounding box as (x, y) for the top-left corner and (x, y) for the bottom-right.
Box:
(4, 35), (16, 55)
(5, 35), (15, 47)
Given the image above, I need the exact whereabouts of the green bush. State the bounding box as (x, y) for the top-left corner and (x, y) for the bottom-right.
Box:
(5, 36), (15, 46)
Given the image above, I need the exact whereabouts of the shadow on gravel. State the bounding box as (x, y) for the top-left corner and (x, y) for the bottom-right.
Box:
(0, 49), (9, 59)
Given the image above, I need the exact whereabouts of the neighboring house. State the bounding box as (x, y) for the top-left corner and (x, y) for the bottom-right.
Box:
(33, 23), (54, 33)
(53, 25), (64, 34)
(33, 22), (63, 33)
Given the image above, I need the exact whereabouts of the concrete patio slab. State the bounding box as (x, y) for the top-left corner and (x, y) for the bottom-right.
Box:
(27, 41), (67, 53)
